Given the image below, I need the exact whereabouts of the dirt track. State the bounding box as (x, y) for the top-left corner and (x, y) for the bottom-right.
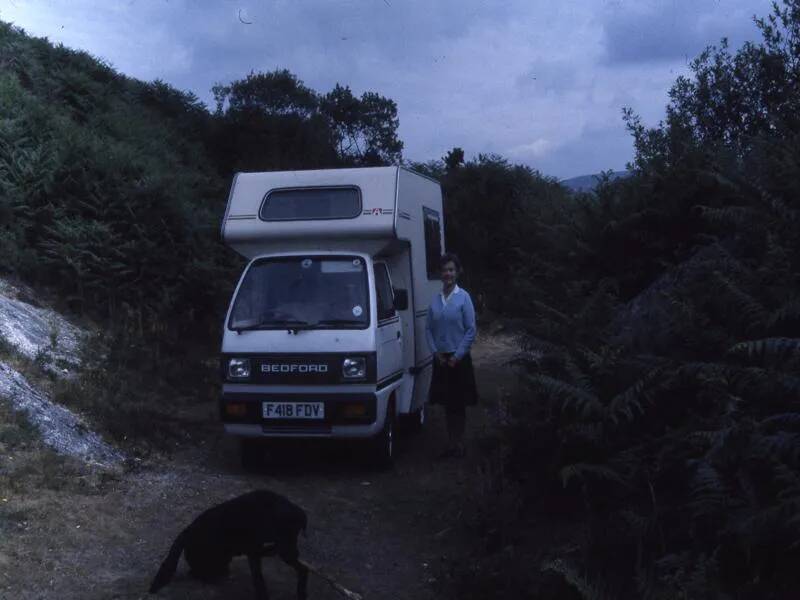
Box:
(0, 333), (519, 600)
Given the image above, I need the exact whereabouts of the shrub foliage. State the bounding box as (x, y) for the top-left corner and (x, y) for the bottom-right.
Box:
(0, 21), (403, 446)
(463, 2), (800, 597)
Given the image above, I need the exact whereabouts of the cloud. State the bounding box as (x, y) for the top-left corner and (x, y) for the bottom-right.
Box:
(0, 0), (778, 179)
(508, 138), (554, 159)
(536, 124), (635, 179)
(601, 0), (771, 64)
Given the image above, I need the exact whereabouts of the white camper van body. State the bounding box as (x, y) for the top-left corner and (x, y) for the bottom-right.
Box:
(219, 167), (444, 458)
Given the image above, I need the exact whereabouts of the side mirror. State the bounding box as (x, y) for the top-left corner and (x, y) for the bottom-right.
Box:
(393, 288), (409, 311)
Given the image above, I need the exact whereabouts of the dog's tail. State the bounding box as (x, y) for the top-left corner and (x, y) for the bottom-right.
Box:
(149, 528), (188, 594)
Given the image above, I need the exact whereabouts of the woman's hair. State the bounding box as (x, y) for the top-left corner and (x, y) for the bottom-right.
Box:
(439, 252), (462, 273)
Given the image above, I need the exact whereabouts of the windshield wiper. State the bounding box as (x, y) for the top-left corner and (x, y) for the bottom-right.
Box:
(270, 319), (316, 331)
(233, 319), (362, 333)
(232, 319), (312, 333)
(231, 321), (269, 333)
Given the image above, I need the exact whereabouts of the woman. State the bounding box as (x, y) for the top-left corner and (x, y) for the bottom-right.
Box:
(426, 253), (478, 458)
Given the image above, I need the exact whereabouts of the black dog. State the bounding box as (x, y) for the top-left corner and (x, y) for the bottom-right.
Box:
(149, 489), (309, 599)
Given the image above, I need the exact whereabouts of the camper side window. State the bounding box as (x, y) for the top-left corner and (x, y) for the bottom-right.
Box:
(374, 263), (396, 322)
(423, 207), (442, 280)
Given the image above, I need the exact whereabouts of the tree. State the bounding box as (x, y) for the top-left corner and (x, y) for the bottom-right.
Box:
(209, 70), (339, 174)
(209, 71), (403, 173)
(444, 147), (465, 171)
(321, 84), (403, 165)
(625, 0), (800, 168)
(212, 69), (318, 117)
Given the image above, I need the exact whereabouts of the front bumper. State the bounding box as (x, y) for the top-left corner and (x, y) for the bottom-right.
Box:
(220, 390), (387, 438)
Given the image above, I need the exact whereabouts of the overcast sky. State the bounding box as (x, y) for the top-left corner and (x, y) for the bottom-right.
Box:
(1, 0), (773, 179)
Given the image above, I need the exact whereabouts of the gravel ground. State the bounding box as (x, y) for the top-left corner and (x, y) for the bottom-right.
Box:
(0, 332), (520, 600)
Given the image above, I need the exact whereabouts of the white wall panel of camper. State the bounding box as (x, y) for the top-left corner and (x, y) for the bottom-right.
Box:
(219, 167), (444, 466)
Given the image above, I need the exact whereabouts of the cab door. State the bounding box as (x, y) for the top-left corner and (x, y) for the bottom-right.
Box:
(374, 262), (403, 389)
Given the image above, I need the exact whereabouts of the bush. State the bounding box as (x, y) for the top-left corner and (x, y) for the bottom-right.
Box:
(447, 3), (800, 597)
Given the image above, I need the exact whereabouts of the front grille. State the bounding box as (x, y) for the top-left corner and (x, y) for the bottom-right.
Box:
(221, 352), (377, 384)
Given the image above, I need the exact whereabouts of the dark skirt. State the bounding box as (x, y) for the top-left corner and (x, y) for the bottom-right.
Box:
(428, 353), (478, 415)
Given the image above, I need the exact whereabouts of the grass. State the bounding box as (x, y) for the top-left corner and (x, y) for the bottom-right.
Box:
(0, 333), (16, 360)
(0, 397), (120, 503)
(1, 322), (216, 457)
(49, 333), (221, 455)
(0, 398), (38, 449)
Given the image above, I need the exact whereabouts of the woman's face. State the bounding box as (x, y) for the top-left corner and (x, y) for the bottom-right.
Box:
(440, 261), (458, 287)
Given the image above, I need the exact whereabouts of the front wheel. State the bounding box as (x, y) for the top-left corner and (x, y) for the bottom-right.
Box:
(371, 409), (395, 469)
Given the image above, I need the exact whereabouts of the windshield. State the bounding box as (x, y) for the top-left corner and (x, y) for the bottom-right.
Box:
(228, 255), (370, 330)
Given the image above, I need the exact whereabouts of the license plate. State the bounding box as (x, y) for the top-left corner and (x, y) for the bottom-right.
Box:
(262, 402), (325, 420)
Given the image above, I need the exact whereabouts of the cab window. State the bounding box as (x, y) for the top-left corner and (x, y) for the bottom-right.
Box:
(374, 263), (396, 321)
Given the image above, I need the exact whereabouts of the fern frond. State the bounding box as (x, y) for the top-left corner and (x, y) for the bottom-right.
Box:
(672, 361), (727, 378)
(724, 366), (785, 397)
(759, 413), (800, 432)
(522, 336), (571, 360)
(772, 372), (800, 397)
(727, 338), (800, 364)
(587, 345), (623, 374)
(575, 344), (602, 366)
(689, 430), (724, 445)
(688, 461), (726, 519)
(617, 509), (651, 537)
(694, 204), (761, 228)
(525, 373), (602, 417)
(712, 271), (768, 330)
(540, 559), (613, 600)
(607, 367), (664, 424)
(531, 299), (572, 325)
(751, 432), (800, 465)
(700, 168), (739, 191)
(683, 553), (721, 599)
(767, 299), (800, 332)
(734, 496), (800, 542)
(758, 185), (799, 224)
(771, 463), (800, 500)
(560, 462), (627, 489)
(561, 421), (604, 443)
(575, 280), (618, 325)
(564, 353), (594, 394)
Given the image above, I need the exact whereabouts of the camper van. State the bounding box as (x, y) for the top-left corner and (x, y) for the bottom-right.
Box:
(219, 166), (444, 466)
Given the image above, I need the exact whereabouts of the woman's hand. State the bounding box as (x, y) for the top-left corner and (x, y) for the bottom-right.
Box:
(436, 353), (448, 365)
(447, 355), (460, 368)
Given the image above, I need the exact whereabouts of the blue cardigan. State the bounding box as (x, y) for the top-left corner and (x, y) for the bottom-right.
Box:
(425, 286), (477, 360)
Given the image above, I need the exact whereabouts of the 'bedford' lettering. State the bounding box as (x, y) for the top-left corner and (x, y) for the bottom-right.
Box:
(261, 363), (328, 374)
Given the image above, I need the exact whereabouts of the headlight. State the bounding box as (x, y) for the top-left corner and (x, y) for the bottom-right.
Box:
(342, 357), (366, 379)
(228, 358), (251, 379)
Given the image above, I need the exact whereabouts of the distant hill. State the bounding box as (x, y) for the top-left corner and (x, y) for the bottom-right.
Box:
(561, 170), (631, 193)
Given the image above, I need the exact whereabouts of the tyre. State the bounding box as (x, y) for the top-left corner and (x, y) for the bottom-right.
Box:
(372, 406), (395, 469)
(240, 438), (263, 470)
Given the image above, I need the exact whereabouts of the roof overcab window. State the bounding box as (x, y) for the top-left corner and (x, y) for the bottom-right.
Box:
(260, 187), (362, 221)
